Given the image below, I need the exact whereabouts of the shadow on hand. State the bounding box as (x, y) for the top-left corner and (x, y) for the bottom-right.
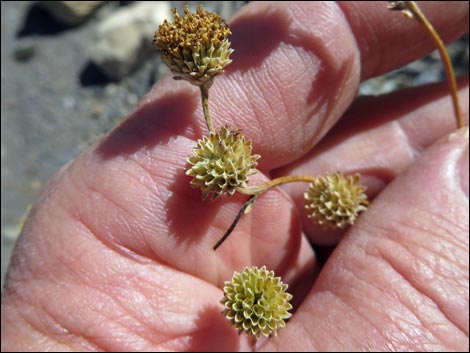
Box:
(309, 78), (469, 160)
(97, 89), (199, 159)
(188, 305), (241, 351)
(226, 2), (359, 153)
(226, 8), (289, 73)
(165, 164), (251, 247)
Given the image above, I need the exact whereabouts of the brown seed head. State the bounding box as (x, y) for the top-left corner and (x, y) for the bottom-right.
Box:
(153, 5), (233, 87)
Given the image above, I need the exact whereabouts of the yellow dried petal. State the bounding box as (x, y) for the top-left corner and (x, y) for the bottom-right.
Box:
(153, 5), (233, 87)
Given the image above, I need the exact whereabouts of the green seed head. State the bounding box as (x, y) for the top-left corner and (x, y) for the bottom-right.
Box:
(221, 266), (293, 338)
(186, 126), (259, 200)
(304, 172), (368, 228)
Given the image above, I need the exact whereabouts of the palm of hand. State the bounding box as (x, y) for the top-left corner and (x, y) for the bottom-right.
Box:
(2, 2), (468, 351)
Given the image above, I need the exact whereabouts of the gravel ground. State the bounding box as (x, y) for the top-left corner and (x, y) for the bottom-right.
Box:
(1, 1), (468, 288)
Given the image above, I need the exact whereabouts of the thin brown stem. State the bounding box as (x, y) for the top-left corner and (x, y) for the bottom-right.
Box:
(213, 194), (259, 250)
(237, 175), (316, 195)
(390, 1), (463, 129)
(214, 176), (317, 250)
(200, 84), (215, 134)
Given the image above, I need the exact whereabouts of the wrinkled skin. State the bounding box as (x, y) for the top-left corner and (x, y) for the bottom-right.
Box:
(1, 2), (468, 351)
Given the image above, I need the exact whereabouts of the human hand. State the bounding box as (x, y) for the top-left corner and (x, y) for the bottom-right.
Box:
(2, 2), (468, 351)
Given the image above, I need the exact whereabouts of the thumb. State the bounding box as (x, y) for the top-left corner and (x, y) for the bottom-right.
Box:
(263, 127), (469, 351)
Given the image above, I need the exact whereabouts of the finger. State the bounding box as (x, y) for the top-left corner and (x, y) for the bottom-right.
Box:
(1, 224), (250, 351)
(274, 79), (469, 245)
(201, 1), (468, 170)
(338, 1), (469, 80)
(262, 127), (469, 351)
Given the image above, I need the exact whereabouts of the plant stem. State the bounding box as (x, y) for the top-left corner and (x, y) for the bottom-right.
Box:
(396, 1), (463, 129)
(213, 194), (259, 250)
(200, 84), (215, 134)
(237, 175), (317, 195)
(214, 176), (317, 250)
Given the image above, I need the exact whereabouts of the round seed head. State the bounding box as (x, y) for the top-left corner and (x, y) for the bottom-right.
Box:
(221, 266), (293, 338)
(304, 172), (368, 228)
(186, 126), (260, 200)
(153, 5), (233, 87)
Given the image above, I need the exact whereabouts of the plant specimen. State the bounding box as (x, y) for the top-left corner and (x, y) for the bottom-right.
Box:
(152, 3), (367, 339)
(154, 5), (369, 248)
(153, 1), (463, 340)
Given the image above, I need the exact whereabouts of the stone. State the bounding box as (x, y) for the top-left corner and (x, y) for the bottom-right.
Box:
(90, 1), (171, 81)
(13, 41), (36, 62)
(40, 1), (103, 25)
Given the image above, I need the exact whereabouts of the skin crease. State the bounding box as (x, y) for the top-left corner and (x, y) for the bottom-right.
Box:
(1, 1), (468, 351)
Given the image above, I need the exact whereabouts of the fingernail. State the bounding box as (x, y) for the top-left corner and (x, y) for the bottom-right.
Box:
(459, 144), (469, 197)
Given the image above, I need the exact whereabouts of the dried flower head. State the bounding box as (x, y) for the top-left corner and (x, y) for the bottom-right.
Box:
(304, 172), (368, 228)
(186, 126), (260, 200)
(221, 266), (293, 338)
(153, 5), (233, 87)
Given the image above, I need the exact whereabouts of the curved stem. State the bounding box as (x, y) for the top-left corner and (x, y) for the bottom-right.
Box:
(237, 175), (316, 195)
(393, 1), (463, 129)
(213, 194), (259, 250)
(213, 176), (317, 250)
(200, 84), (215, 134)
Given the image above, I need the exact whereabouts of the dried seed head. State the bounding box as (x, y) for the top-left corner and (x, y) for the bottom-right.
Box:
(153, 5), (233, 87)
(304, 172), (368, 228)
(221, 266), (293, 338)
(186, 126), (260, 200)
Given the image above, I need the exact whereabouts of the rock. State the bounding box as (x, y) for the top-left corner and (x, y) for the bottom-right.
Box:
(40, 1), (103, 26)
(13, 41), (36, 62)
(62, 96), (77, 109)
(90, 1), (171, 81)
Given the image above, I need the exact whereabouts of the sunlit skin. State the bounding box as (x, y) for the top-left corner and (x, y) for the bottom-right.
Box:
(1, 2), (468, 351)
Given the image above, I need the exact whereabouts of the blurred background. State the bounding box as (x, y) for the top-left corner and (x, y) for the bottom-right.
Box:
(1, 1), (468, 287)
